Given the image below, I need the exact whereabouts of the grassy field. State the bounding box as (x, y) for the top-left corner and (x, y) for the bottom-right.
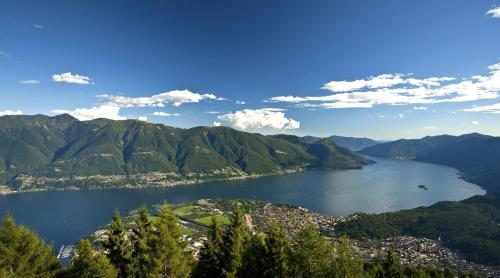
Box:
(172, 203), (230, 226)
(172, 204), (200, 216)
(195, 214), (231, 225)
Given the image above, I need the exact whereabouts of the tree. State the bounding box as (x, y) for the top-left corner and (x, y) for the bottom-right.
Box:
(130, 206), (156, 278)
(332, 236), (364, 278)
(103, 209), (132, 278)
(152, 203), (194, 278)
(64, 239), (117, 278)
(263, 221), (292, 278)
(292, 223), (335, 278)
(220, 202), (246, 278)
(193, 217), (224, 278)
(239, 232), (267, 278)
(0, 215), (60, 278)
(382, 250), (402, 278)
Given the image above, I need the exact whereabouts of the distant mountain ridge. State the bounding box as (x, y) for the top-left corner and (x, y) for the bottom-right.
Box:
(360, 133), (500, 193)
(303, 135), (380, 151)
(0, 114), (373, 192)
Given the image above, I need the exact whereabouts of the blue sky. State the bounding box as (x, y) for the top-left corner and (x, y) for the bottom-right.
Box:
(1, 0), (499, 140)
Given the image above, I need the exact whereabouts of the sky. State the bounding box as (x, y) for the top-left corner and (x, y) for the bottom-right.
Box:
(1, 0), (500, 140)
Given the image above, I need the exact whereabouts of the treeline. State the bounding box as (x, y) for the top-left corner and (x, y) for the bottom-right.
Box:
(0, 203), (480, 278)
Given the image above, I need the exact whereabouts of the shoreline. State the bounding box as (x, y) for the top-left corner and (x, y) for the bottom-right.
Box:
(0, 167), (307, 195)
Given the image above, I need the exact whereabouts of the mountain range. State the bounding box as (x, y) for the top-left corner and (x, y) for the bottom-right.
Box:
(335, 133), (500, 266)
(303, 135), (380, 151)
(360, 133), (500, 193)
(0, 114), (373, 192)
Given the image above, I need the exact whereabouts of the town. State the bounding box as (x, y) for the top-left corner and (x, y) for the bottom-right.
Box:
(88, 199), (499, 278)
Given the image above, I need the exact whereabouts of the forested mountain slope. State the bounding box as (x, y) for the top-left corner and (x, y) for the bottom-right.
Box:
(0, 114), (372, 191)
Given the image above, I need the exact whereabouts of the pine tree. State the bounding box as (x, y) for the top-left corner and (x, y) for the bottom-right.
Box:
(239, 232), (267, 278)
(220, 202), (246, 278)
(103, 209), (132, 278)
(382, 250), (402, 278)
(263, 220), (292, 278)
(193, 217), (224, 278)
(292, 223), (335, 278)
(152, 203), (194, 278)
(130, 206), (156, 278)
(64, 239), (117, 278)
(332, 236), (364, 278)
(0, 215), (60, 278)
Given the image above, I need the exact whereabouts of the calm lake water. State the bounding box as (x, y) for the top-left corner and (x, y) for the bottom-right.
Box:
(0, 157), (485, 249)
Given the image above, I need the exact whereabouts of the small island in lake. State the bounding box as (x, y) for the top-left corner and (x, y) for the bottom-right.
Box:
(418, 184), (428, 190)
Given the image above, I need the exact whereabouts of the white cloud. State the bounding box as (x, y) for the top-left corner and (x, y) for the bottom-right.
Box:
(395, 113), (405, 119)
(52, 72), (92, 85)
(471, 121), (480, 125)
(206, 111), (219, 114)
(218, 108), (300, 130)
(0, 110), (23, 116)
(413, 106), (428, 110)
(137, 116), (148, 122)
(268, 63), (500, 109)
(101, 90), (221, 107)
(486, 6), (500, 18)
(32, 24), (44, 29)
(213, 121), (222, 127)
(463, 103), (500, 114)
(424, 126), (440, 130)
(19, 80), (41, 84)
(152, 112), (180, 116)
(51, 105), (125, 121)
(236, 100), (246, 105)
(321, 74), (455, 93)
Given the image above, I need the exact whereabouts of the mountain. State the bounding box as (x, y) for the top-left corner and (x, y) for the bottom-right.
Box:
(360, 133), (500, 193)
(339, 134), (500, 266)
(326, 135), (379, 151)
(301, 135), (379, 151)
(335, 194), (500, 266)
(0, 115), (373, 192)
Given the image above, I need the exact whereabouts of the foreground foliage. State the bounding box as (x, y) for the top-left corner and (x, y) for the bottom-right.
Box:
(0, 203), (483, 277)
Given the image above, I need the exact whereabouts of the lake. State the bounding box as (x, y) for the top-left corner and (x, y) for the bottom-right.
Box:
(0, 157), (485, 249)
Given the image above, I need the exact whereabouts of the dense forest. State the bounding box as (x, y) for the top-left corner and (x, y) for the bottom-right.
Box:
(0, 202), (479, 278)
(0, 114), (371, 191)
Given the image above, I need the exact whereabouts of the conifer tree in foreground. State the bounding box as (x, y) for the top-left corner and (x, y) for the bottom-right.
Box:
(64, 239), (117, 278)
(239, 231), (267, 278)
(220, 203), (246, 278)
(104, 209), (132, 278)
(130, 206), (156, 278)
(152, 203), (194, 278)
(332, 236), (364, 278)
(292, 223), (336, 278)
(193, 216), (224, 278)
(0, 215), (60, 278)
(262, 220), (292, 278)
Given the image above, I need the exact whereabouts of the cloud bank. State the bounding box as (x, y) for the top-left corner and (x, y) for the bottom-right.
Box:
(0, 110), (23, 116)
(218, 108), (300, 130)
(51, 105), (125, 121)
(99, 90), (221, 107)
(268, 63), (500, 109)
(463, 103), (500, 114)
